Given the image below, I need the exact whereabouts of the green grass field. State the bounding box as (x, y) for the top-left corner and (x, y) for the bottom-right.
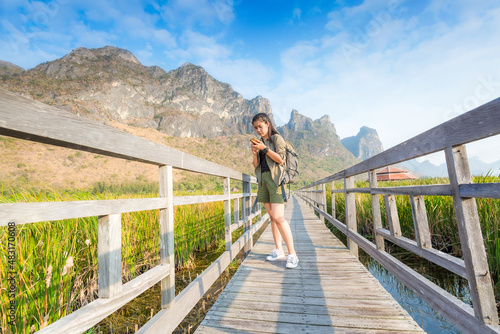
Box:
(325, 176), (500, 301)
(0, 185), (237, 333)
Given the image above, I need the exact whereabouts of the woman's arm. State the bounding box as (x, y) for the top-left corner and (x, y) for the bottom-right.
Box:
(265, 148), (284, 165)
(253, 148), (259, 168)
(252, 136), (284, 165)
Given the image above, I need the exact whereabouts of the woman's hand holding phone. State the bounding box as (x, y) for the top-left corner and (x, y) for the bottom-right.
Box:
(250, 138), (262, 154)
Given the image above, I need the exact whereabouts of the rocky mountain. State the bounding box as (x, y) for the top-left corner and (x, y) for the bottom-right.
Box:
(278, 110), (359, 178)
(0, 60), (25, 75)
(0, 46), (270, 138)
(0, 46), (366, 187)
(341, 126), (383, 160)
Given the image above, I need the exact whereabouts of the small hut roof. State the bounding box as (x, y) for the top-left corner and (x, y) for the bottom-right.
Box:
(376, 166), (417, 181)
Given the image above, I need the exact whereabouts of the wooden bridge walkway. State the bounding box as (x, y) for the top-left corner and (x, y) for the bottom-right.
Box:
(196, 195), (425, 333)
(2, 88), (499, 333)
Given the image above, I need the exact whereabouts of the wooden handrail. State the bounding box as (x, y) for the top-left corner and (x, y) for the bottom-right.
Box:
(0, 88), (268, 333)
(297, 97), (500, 334)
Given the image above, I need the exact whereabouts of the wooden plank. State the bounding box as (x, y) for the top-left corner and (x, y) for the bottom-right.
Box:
(372, 184), (452, 196)
(331, 181), (336, 219)
(384, 195), (402, 237)
(346, 187), (371, 194)
(320, 183), (327, 224)
(216, 290), (404, 309)
(460, 183), (500, 199)
(0, 88), (255, 182)
(376, 228), (466, 278)
(173, 193), (255, 206)
(344, 176), (358, 258)
(36, 265), (170, 334)
(205, 308), (424, 331)
(369, 170), (384, 251)
(211, 299), (409, 318)
(0, 198), (168, 226)
(198, 318), (424, 334)
(159, 165), (175, 309)
(224, 178), (231, 251)
(445, 145), (499, 324)
(409, 195), (432, 248)
(98, 214), (122, 298)
(242, 180), (252, 255)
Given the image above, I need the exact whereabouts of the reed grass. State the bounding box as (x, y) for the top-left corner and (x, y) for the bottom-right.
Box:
(325, 176), (500, 300)
(0, 185), (232, 333)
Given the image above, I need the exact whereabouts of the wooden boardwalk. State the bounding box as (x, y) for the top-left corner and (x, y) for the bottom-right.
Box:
(196, 195), (426, 333)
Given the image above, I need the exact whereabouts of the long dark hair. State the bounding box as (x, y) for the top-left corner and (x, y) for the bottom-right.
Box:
(252, 113), (280, 138)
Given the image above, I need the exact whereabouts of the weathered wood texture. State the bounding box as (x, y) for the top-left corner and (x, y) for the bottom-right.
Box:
(344, 176), (359, 259)
(0, 88), (255, 182)
(159, 165), (175, 309)
(369, 170), (385, 251)
(37, 265), (170, 334)
(445, 145), (499, 324)
(196, 196), (425, 334)
(98, 214), (122, 298)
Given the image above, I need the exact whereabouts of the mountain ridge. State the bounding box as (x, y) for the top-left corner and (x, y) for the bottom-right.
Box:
(0, 45), (366, 187)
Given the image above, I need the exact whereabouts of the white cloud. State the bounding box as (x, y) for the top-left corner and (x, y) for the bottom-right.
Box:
(293, 8), (302, 20)
(269, 0), (500, 164)
(161, 0), (235, 29)
(200, 57), (275, 99)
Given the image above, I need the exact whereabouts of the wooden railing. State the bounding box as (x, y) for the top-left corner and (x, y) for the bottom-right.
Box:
(0, 88), (269, 333)
(297, 97), (500, 334)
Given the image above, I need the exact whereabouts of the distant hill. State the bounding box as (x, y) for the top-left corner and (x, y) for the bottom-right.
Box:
(0, 60), (25, 75)
(341, 126), (383, 160)
(401, 157), (500, 177)
(0, 46), (363, 189)
(278, 110), (360, 185)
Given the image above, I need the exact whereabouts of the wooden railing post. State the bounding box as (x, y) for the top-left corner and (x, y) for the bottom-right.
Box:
(409, 195), (432, 248)
(331, 181), (336, 219)
(233, 197), (239, 230)
(243, 180), (252, 255)
(369, 170), (384, 251)
(445, 145), (499, 325)
(224, 177), (232, 251)
(344, 176), (358, 259)
(384, 195), (402, 237)
(159, 165), (175, 309)
(320, 183), (326, 223)
(98, 214), (122, 298)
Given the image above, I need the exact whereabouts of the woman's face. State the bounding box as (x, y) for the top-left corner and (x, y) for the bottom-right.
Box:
(253, 120), (269, 138)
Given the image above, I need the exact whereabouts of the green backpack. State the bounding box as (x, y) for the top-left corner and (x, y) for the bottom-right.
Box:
(280, 140), (299, 185)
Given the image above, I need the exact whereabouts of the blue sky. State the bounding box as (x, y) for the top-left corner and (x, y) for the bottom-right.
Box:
(1, 0), (500, 165)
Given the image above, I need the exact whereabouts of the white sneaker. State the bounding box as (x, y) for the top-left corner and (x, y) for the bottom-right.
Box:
(266, 249), (285, 261)
(286, 253), (299, 269)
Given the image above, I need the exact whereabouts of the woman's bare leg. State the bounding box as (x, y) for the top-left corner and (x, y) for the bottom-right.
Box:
(270, 203), (296, 255)
(265, 202), (283, 250)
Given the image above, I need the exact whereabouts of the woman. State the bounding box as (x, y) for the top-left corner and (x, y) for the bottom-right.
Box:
(251, 113), (299, 269)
